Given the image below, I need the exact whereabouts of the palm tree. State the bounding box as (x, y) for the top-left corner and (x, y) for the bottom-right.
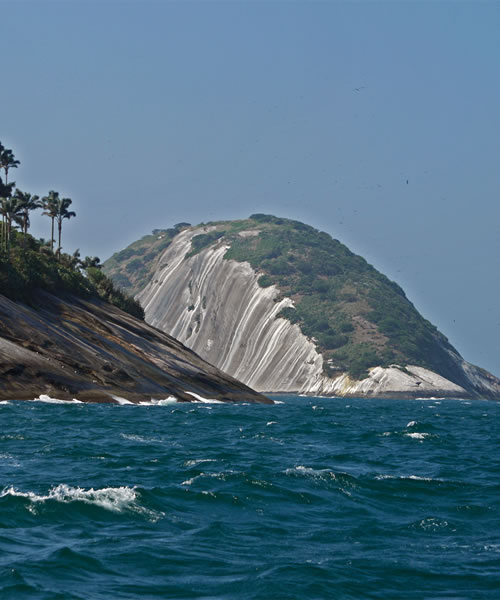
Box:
(0, 195), (23, 256)
(0, 148), (20, 185)
(0, 196), (7, 252)
(80, 255), (102, 270)
(13, 189), (42, 247)
(54, 197), (76, 258)
(42, 190), (60, 251)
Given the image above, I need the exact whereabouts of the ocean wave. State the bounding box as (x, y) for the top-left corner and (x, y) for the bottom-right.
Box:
(375, 474), (438, 482)
(283, 465), (355, 497)
(0, 484), (162, 520)
(141, 397), (178, 406)
(181, 469), (240, 486)
(285, 465), (335, 478)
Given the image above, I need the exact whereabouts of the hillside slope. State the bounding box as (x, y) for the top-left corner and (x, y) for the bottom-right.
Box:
(0, 291), (270, 404)
(103, 215), (500, 399)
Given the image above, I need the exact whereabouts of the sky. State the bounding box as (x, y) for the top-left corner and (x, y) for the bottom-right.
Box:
(1, 0), (499, 376)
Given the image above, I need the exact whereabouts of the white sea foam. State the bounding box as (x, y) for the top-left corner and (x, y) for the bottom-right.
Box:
(1, 484), (136, 511)
(0, 454), (21, 467)
(148, 397), (178, 405)
(31, 395), (83, 404)
(184, 458), (217, 467)
(112, 396), (134, 405)
(404, 432), (430, 440)
(375, 474), (436, 481)
(181, 470), (237, 486)
(136, 396), (178, 406)
(266, 421), (277, 426)
(120, 433), (161, 444)
(272, 400), (284, 404)
(285, 465), (335, 479)
(406, 420), (418, 428)
(185, 391), (224, 404)
(1, 483), (163, 521)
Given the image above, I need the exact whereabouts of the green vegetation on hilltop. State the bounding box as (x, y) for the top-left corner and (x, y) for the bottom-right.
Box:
(0, 140), (143, 319)
(223, 214), (462, 382)
(103, 223), (192, 296)
(103, 213), (468, 385)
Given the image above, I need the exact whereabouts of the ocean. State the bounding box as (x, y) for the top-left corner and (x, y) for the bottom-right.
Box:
(0, 395), (498, 599)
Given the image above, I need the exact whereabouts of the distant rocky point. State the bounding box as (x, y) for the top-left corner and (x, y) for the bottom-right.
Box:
(103, 215), (500, 400)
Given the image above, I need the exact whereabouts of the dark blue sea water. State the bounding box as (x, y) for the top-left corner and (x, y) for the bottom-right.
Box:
(0, 396), (498, 599)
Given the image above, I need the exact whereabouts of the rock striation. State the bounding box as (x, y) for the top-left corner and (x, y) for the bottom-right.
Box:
(0, 291), (271, 404)
(105, 217), (500, 400)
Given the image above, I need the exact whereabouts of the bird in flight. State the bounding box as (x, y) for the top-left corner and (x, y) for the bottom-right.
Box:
(353, 86), (366, 92)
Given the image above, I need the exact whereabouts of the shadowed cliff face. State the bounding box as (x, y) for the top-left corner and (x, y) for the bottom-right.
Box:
(135, 227), (500, 400)
(0, 291), (271, 404)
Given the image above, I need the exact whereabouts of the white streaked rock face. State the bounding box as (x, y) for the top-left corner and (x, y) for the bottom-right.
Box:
(137, 229), (500, 399)
(138, 228), (324, 393)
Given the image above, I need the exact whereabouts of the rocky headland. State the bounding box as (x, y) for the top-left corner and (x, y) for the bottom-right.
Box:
(104, 215), (500, 400)
(0, 291), (271, 404)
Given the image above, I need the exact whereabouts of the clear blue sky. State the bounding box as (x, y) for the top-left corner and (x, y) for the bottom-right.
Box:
(2, 0), (499, 376)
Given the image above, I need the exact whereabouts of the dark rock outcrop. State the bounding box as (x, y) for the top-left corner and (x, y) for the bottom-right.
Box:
(0, 291), (271, 404)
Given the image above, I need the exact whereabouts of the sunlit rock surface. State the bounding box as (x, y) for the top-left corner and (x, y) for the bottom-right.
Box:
(0, 290), (271, 404)
(137, 228), (500, 400)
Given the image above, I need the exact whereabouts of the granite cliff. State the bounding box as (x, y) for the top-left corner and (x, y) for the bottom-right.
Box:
(104, 216), (500, 400)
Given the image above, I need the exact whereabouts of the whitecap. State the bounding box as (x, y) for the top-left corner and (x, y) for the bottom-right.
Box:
(31, 395), (83, 404)
(375, 474), (436, 481)
(285, 465), (335, 479)
(405, 432), (429, 440)
(2, 484), (135, 512)
(266, 421), (277, 426)
(1, 484), (163, 521)
(181, 476), (197, 485)
(272, 400), (284, 404)
(181, 470), (237, 486)
(139, 396), (178, 406)
(185, 391), (224, 404)
(406, 420), (418, 428)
